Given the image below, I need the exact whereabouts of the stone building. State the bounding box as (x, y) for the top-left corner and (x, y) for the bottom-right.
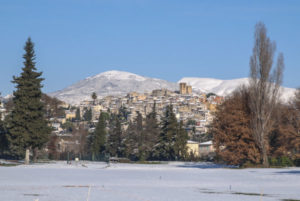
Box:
(179, 82), (192, 95)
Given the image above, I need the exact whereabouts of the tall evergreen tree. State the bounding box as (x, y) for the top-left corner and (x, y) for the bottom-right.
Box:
(123, 121), (137, 160)
(154, 105), (178, 160)
(123, 113), (143, 161)
(135, 112), (146, 160)
(108, 117), (122, 157)
(75, 108), (81, 121)
(6, 38), (51, 163)
(83, 108), (92, 122)
(91, 113), (107, 160)
(174, 121), (188, 160)
(118, 106), (129, 122)
(144, 102), (160, 160)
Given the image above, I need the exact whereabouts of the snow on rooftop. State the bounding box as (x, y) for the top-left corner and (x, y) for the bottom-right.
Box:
(200, 140), (213, 145)
(187, 140), (199, 144)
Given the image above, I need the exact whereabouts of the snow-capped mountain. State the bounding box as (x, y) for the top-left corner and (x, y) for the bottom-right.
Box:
(179, 77), (249, 96)
(48, 70), (297, 105)
(0, 94), (13, 103)
(179, 77), (296, 102)
(48, 70), (178, 105)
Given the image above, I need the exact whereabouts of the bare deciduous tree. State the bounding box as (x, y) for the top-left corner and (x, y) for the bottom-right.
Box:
(249, 22), (284, 167)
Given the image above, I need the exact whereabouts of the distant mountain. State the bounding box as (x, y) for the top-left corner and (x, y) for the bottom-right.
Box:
(48, 70), (178, 105)
(48, 70), (297, 105)
(179, 77), (296, 102)
(0, 94), (13, 103)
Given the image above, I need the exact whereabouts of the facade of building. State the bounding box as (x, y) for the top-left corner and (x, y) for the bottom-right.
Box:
(199, 141), (215, 157)
(187, 140), (200, 157)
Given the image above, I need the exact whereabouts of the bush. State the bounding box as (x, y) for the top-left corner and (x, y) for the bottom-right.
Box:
(270, 156), (294, 167)
(280, 156), (294, 167)
(270, 157), (278, 166)
(293, 158), (300, 167)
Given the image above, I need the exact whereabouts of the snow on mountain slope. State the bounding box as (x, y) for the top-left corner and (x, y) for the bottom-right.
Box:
(179, 77), (249, 95)
(48, 70), (296, 105)
(179, 77), (296, 102)
(48, 70), (178, 105)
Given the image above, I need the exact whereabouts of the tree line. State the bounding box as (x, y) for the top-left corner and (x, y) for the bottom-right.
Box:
(1, 22), (299, 166)
(212, 22), (300, 167)
(0, 37), (189, 163)
(89, 104), (189, 161)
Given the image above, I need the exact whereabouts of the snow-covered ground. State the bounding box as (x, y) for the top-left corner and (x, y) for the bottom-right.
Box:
(0, 161), (299, 201)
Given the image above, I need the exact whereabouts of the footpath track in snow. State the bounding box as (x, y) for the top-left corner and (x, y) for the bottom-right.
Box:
(0, 161), (299, 201)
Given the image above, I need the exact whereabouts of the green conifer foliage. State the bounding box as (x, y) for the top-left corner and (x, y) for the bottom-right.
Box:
(75, 108), (81, 121)
(83, 108), (92, 122)
(144, 102), (160, 160)
(108, 117), (122, 157)
(154, 105), (178, 160)
(91, 113), (107, 160)
(123, 121), (137, 160)
(174, 121), (188, 160)
(6, 38), (51, 159)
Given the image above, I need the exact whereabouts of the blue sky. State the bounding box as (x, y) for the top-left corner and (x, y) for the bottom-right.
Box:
(1, 0), (299, 95)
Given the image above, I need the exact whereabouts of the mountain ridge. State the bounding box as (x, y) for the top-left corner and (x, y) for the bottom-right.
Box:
(48, 70), (178, 105)
(48, 70), (297, 105)
(179, 77), (296, 103)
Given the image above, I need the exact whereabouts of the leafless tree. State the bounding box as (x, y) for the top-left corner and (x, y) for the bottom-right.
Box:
(249, 22), (284, 167)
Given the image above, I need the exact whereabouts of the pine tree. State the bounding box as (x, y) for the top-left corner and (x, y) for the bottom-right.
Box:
(134, 112), (146, 160)
(123, 122), (137, 160)
(118, 106), (129, 122)
(174, 121), (188, 160)
(83, 108), (92, 122)
(6, 38), (51, 163)
(108, 117), (122, 157)
(144, 102), (160, 160)
(154, 105), (178, 160)
(75, 108), (81, 121)
(91, 113), (107, 160)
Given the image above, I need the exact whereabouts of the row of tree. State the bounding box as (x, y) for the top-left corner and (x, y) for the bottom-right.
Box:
(0, 36), (189, 163)
(90, 104), (189, 161)
(212, 22), (300, 167)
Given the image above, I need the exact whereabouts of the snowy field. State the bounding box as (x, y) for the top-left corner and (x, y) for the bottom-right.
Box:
(0, 161), (300, 201)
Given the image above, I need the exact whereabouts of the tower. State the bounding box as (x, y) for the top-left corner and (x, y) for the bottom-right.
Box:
(180, 83), (187, 94)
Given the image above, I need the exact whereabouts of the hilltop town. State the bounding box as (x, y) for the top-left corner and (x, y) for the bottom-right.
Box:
(43, 82), (223, 159)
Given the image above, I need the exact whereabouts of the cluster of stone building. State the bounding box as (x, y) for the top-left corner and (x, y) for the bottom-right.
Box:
(0, 83), (224, 158)
(75, 83), (224, 137)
